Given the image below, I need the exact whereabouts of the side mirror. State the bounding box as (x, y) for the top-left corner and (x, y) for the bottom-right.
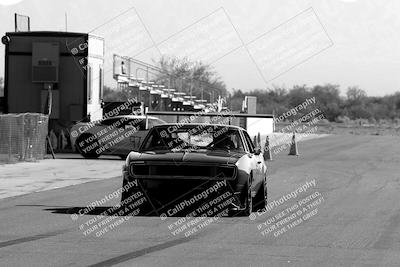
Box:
(254, 147), (261, 155)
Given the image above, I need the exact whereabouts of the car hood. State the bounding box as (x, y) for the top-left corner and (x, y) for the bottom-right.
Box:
(135, 150), (245, 165)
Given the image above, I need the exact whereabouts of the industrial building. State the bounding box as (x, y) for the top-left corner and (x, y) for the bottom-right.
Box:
(1, 31), (104, 149)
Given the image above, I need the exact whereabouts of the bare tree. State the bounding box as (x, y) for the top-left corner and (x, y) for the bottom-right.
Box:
(154, 56), (227, 101)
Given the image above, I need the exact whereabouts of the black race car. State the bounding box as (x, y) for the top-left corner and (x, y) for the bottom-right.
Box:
(121, 123), (268, 216)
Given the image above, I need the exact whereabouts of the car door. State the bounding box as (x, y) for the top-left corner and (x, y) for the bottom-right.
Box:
(121, 118), (147, 154)
(118, 117), (160, 155)
(118, 117), (166, 155)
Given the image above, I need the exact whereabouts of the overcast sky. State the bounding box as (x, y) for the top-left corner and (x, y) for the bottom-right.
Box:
(1, 0), (399, 96)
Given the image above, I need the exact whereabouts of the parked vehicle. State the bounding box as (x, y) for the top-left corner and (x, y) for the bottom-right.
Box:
(71, 115), (166, 159)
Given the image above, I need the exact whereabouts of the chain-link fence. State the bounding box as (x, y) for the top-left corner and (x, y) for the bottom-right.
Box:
(0, 113), (49, 163)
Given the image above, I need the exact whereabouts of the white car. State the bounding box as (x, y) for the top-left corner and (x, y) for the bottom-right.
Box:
(70, 115), (166, 159)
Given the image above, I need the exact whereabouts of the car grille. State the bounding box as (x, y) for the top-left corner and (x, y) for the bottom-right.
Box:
(129, 161), (237, 180)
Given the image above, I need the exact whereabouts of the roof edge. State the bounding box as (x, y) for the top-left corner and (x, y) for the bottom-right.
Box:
(5, 31), (88, 38)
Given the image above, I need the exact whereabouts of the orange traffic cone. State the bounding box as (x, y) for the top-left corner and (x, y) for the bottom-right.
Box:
(288, 132), (299, 156)
(263, 136), (272, 161)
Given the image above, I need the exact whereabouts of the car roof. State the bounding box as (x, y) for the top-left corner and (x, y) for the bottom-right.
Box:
(152, 123), (245, 131)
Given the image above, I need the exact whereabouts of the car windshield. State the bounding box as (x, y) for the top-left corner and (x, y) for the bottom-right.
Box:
(141, 125), (245, 152)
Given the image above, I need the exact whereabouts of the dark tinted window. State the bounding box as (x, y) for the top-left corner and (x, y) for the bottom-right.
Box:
(242, 131), (255, 152)
(141, 125), (244, 152)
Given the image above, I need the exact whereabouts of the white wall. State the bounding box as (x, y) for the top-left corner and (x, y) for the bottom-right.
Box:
(246, 117), (274, 140)
(87, 35), (104, 121)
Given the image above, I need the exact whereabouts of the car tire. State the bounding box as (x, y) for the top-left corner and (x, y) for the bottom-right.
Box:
(253, 175), (267, 212)
(239, 174), (253, 217)
(245, 182), (253, 216)
(120, 177), (134, 207)
(75, 134), (100, 159)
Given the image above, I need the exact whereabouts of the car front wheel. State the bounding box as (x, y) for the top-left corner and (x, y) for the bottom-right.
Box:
(253, 175), (267, 212)
(240, 174), (253, 216)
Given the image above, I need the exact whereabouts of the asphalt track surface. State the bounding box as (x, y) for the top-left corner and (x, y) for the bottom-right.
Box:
(0, 135), (399, 267)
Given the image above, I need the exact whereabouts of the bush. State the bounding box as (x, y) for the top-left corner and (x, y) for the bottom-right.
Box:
(378, 118), (389, 125)
(336, 115), (351, 124)
(368, 117), (377, 124)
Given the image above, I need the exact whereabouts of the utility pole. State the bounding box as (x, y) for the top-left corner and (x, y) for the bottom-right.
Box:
(65, 12), (68, 32)
(190, 69), (194, 99)
(201, 82), (203, 101)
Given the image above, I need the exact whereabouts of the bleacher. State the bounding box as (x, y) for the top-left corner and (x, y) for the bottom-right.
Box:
(112, 55), (222, 114)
